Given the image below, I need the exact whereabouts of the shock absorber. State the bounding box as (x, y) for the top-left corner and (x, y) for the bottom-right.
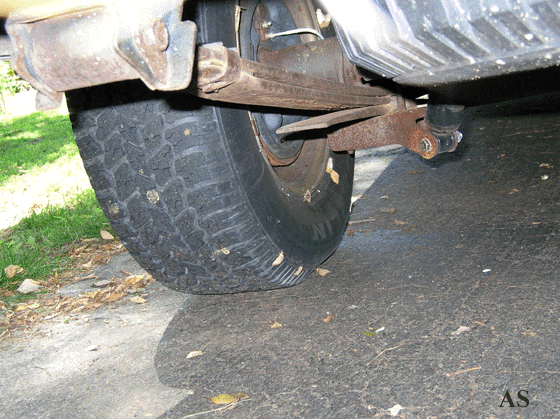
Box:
(425, 99), (465, 154)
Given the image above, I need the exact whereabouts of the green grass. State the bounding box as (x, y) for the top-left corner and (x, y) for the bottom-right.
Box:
(0, 111), (78, 186)
(0, 189), (110, 291)
(0, 109), (111, 299)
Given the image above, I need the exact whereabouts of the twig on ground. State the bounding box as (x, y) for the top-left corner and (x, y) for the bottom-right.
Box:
(348, 218), (378, 225)
(481, 273), (498, 286)
(180, 398), (251, 418)
(366, 339), (406, 366)
(446, 366), (482, 377)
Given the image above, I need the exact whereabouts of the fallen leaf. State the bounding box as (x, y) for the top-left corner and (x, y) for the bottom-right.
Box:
(323, 314), (335, 323)
(129, 296), (147, 304)
(363, 331), (376, 337)
(4, 265), (24, 278)
(272, 252), (284, 266)
(380, 208), (395, 214)
(388, 404), (403, 416)
(17, 279), (40, 294)
(3, 290), (15, 298)
(393, 220), (407, 226)
(100, 230), (114, 240)
(303, 189), (311, 203)
(346, 230), (355, 236)
(93, 280), (112, 288)
(539, 163), (553, 168)
(82, 260), (93, 269)
(451, 326), (471, 336)
(326, 157), (334, 173)
(209, 393), (248, 405)
(316, 268), (331, 276)
(270, 320), (283, 329)
(125, 275), (145, 286)
(330, 169), (340, 184)
(292, 266), (303, 277)
(106, 292), (126, 302)
(187, 350), (204, 359)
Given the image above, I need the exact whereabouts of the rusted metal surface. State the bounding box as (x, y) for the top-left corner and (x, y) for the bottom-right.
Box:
(6, 0), (196, 107)
(328, 108), (441, 159)
(197, 44), (393, 111)
(257, 38), (367, 87)
(276, 102), (397, 134)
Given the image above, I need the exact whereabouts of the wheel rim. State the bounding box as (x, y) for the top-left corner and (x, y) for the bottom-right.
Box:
(238, 0), (329, 197)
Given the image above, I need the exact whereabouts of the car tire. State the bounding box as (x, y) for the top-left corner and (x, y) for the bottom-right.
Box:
(66, 0), (354, 294)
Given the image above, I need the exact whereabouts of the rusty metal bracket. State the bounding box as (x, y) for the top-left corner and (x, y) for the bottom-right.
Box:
(275, 103), (398, 134)
(328, 108), (442, 159)
(6, 0), (196, 109)
(197, 43), (393, 111)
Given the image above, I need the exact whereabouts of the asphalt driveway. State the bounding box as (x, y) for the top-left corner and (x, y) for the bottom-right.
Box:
(2, 94), (560, 418)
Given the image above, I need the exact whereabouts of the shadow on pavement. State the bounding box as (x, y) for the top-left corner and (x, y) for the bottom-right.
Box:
(154, 95), (560, 418)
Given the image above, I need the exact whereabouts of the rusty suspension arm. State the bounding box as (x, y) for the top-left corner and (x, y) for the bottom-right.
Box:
(6, 0), (458, 159)
(195, 43), (393, 111)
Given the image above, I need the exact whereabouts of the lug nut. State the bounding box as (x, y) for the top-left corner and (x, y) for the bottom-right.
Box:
(420, 138), (432, 152)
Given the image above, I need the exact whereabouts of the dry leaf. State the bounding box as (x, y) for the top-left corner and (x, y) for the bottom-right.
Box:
(186, 350), (204, 359)
(106, 292), (126, 302)
(346, 229), (355, 236)
(5, 265), (24, 278)
(303, 189), (311, 203)
(380, 208), (395, 214)
(326, 157), (334, 173)
(93, 280), (112, 288)
(330, 169), (340, 184)
(270, 320), (283, 329)
(129, 296), (147, 304)
(393, 220), (407, 226)
(17, 279), (40, 294)
(323, 314), (335, 323)
(3, 290), (15, 298)
(209, 393), (248, 405)
(82, 260), (93, 269)
(451, 326), (471, 336)
(316, 268), (331, 276)
(125, 275), (145, 286)
(388, 404), (403, 416)
(272, 252), (284, 266)
(292, 266), (303, 277)
(100, 230), (114, 240)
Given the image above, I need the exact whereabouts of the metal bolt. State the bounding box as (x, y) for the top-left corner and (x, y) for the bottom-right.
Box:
(420, 138), (432, 152)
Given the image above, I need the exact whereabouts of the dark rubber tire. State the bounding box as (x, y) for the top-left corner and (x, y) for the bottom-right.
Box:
(66, 1), (354, 294)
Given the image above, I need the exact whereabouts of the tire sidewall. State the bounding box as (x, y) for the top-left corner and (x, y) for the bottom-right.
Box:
(199, 0), (354, 266)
